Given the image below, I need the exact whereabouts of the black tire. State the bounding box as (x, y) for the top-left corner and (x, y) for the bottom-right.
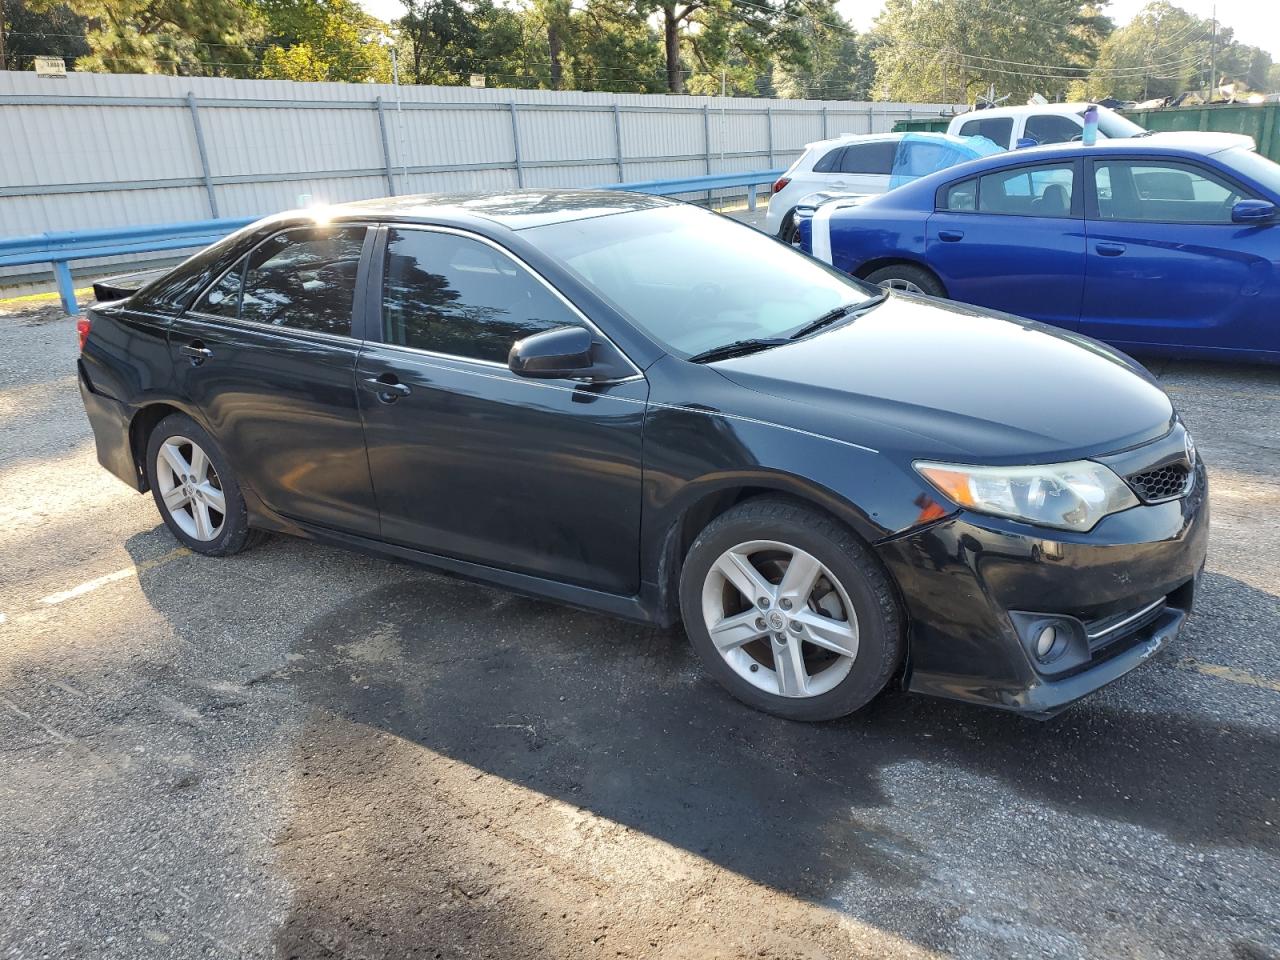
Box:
(863, 263), (947, 298)
(778, 210), (799, 244)
(679, 496), (903, 722)
(144, 412), (264, 557)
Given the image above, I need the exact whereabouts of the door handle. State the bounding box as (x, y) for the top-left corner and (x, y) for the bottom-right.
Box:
(1095, 242), (1127, 257)
(363, 375), (411, 403)
(181, 340), (213, 365)
(938, 230), (965, 242)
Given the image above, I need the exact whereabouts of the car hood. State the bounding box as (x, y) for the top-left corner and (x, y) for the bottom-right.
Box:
(711, 293), (1174, 463)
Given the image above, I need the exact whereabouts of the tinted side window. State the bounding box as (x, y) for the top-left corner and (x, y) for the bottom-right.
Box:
(1094, 160), (1248, 223)
(978, 163), (1075, 217)
(1024, 114), (1081, 145)
(194, 261), (244, 318)
(943, 178), (978, 211)
(227, 226), (367, 335)
(382, 229), (577, 363)
(812, 148), (844, 173)
(840, 141), (897, 175)
(958, 116), (1013, 147)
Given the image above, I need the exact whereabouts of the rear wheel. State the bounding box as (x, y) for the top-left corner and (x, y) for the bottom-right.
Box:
(145, 413), (263, 556)
(863, 263), (946, 297)
(679, 497), (903, 721)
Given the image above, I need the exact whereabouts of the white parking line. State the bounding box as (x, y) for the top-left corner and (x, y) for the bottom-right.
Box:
(37, 547), (190, 606)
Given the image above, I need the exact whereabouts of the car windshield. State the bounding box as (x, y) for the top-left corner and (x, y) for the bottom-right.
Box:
(523, 205), (875, 359)
(1090, 110), (1146, 138)
(1224, 147), (1280, 195)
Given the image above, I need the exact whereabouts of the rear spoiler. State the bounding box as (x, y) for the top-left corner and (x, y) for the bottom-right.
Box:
(92, 268), (170, 303)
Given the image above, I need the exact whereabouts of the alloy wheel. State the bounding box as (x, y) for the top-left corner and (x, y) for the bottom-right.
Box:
(700, 539), (859, 698)
(155, 436), (225, 541)
(878, 278), (924, 294)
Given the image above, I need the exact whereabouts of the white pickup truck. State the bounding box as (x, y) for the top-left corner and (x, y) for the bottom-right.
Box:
(945, 103), (1148, 149)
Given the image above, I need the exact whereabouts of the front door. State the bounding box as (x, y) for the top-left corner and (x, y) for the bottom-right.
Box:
(926, 159), (1085, 330)
(171, 223), (379, 536)
(356, 226), (647, 595)
(1080, 157), (1280, 354)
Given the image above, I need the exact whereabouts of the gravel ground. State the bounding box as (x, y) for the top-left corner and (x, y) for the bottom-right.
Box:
(1, 270), (1278, 960)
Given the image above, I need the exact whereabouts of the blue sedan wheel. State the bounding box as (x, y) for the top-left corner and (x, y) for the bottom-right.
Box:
(864, 264), (946, 298)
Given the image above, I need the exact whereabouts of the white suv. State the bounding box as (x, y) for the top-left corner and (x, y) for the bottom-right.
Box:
(765, 132), (987, 239)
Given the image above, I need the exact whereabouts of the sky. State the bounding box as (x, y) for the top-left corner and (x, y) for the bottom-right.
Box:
(358, 0), (1280, 61)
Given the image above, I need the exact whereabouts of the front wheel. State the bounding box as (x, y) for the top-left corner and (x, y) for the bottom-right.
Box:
(144, 413), (263, 556)
(863, 263), (946, 297)
(679, 497), (903, 721)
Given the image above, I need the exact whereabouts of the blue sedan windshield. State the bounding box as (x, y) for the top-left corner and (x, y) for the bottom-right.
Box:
(1224, 148), (1280, 196)
(524, 205), (876, 358)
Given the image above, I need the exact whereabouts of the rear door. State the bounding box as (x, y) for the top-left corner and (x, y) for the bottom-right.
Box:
(170, 223), (379, 536)
(1080, 156), (1280, 353)
(829, 140), (897, 194)
(925, 159), (1085, 330)
(355, 225), (647, 594)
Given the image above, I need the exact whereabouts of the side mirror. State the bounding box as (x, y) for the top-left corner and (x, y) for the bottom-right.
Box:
(508, 325), (594, 379)
(1232, 199), (1277, 223)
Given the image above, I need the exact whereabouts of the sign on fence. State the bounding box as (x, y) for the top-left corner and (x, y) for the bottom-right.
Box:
(33, 57), (67, 78)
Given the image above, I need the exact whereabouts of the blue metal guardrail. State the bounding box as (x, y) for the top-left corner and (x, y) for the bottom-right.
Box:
(0, 169), (784, 315)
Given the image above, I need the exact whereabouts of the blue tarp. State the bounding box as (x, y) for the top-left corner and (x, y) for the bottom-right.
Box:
(887, 134), (1004, 189)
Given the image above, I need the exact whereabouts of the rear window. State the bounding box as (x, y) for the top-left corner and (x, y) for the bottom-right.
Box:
(812, 147), (844, 173)
(958, 116), (1013, 147)
(839, 141), (897, 175)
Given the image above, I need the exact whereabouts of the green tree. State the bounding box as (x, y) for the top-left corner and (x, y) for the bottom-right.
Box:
(872, 0), (1109, 103)
(46, 0), (261, 75)
(0, 0), (91, 70)
(255, 0), (391, 82)
(1082, 2), (1210, 101)
(773, 13), (877, 100)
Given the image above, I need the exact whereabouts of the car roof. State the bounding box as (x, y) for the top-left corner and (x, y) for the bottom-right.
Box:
(993, 132), (1252, 159)
(951, 103), (1100, 120)
(320, 189), (676, 231)
(803, 131), (975, 153)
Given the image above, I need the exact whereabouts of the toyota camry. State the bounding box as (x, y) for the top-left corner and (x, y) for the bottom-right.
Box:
(77, 191), (1208, 721)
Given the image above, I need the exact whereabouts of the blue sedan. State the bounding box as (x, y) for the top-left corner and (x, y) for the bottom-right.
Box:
(796, 134), (1280, 363)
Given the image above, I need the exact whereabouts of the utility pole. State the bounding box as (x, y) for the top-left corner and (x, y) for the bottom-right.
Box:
(1208, 4), (1217, 100)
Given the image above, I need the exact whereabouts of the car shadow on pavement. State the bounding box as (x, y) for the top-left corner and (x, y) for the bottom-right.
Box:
(123, 535), (1280, 957)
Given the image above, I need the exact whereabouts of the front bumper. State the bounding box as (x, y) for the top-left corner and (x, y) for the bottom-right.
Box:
(876, 462), (1209, 718)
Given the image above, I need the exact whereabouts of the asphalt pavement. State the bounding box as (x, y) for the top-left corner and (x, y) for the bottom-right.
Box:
(1, 264), (1278, 959)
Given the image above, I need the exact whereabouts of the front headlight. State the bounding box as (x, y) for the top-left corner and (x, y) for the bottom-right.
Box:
(914, 459), (1138, 532)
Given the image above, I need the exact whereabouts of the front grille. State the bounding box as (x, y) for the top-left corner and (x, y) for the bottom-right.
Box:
(1128, 462), (1193, 502)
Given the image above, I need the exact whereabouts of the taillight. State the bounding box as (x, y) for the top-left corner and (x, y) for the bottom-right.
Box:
(76, 316), (91, 351)
(772, 177), (790, 194)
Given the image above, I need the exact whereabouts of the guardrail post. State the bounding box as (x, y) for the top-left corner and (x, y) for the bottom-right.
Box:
(186, 93), (219, 218)
(54, 261), (78, 315)
(613, 103), (625, 182)
(375, 97), (397, 196)
(747, 183), (757, 211)
(510, 101), (525, 188)
(703, 103), (713, 207)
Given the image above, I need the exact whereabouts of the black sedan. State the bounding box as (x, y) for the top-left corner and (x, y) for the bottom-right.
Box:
(77, 191), (1208, 721)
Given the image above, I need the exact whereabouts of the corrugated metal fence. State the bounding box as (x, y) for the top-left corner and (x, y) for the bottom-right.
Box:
(0, 71), (958, 286)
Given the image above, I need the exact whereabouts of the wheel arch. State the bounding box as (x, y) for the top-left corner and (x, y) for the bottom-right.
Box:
(127, 399), (205, 492)
(852, 257), (947, 294)
(649, 474), (896, 628)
